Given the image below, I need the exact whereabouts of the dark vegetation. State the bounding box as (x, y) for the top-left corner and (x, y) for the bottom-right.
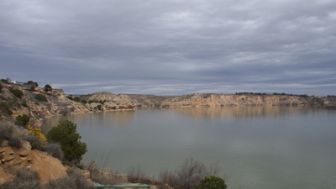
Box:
(35, 94), (47, 102)
(0, 102), (13, 115)
(0, 79), (9, 84)
(0, 83), (2, 93)
(47, 120), (87, 164)
(25, 80), (39, 91)
(9, 88), (23, 98)
(195, 176), (227, 189)
(15, 114), (30, 127)
(44, 84), (52, 93)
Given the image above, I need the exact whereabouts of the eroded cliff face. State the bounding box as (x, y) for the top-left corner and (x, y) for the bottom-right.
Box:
(84, 92), (136, 111)
(159, 94), (325, 108)
(0, 142), (67, 184)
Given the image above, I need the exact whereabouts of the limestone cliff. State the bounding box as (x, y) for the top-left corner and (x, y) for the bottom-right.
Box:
(84, 92), (136, 111)
(159, 93), (325, 108)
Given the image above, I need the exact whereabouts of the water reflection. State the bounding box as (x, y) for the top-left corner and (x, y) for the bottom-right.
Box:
(43, 111), (135, 131)
(169, 106), (316, 119)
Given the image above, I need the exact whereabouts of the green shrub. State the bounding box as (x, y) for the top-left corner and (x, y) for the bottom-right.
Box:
(44, 84), (53, 92)
(15, 114), (30, 127)
(9, 88), (23, 98)
(0, 83), (2, 93)
(0, 102), (13, 115)
(0, 122), (23, 148)
(47, 120), (87, 164)
(35, 94), (47, 102)
(195, 176), (227, 189)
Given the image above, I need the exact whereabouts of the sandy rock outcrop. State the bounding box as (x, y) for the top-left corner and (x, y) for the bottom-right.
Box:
(85, 92), (136, 111)
(0, 143), (67, 184)
(160, 93), (323, 108)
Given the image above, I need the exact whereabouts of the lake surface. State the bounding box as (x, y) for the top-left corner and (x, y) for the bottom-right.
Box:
(51, 107), (336, 189)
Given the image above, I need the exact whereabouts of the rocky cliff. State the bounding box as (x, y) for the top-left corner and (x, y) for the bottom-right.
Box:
(159, 93), (325, 108)
(83, 92), (136, 111)
(0, 80), (88, 121)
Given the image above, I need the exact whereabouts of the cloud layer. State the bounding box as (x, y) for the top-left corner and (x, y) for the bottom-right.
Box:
(1, 0), (336, 95)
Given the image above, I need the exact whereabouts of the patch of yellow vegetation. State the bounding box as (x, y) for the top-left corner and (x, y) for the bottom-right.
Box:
(27, 125), (47, 142)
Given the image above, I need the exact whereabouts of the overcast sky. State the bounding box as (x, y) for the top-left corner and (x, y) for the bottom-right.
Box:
(0, 0), (335, 95)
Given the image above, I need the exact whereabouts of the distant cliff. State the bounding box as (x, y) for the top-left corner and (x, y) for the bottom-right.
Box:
(1, 79), (335, 122)
(159, 93), (326, 108)
(128, 93), (335, 109)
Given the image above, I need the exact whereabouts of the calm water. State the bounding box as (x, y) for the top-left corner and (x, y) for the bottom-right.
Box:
(49, 107), (336, 189)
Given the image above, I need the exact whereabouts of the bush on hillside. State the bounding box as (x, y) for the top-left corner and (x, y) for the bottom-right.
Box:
(9, 88), (23, 98)
(44, 84), (52, 93)
(43, 143), (64, 160)
(195, 176), (227, 189)
(27, 126), (47, 142)
(47, 120), (87, 164)
(15, 114), (30, 127)
(35, 94), (47, 102)
(0, 102), (13, 115)
(21, 100), (28, 107)
(0, 122), (23, 148)
(23, 135), (43, 150)
(23, 135), (63, 160)
(26, 80), (39, 91)
(0, 83), (2, 93)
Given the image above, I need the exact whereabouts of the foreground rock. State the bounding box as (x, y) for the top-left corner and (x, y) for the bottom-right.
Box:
(0, 144), (67, 184)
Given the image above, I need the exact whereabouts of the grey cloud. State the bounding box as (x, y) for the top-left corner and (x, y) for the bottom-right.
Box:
(0, 0), (335, 95)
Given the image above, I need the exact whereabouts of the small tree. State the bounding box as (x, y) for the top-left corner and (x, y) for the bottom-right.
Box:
(44, 84), (52, 92)
(15, 114), (30, 127)
(195, 176), (227, 189)
(47, 120), (87, 164)
(26, 80), (39, 91)
(0, 83), (3, 92)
